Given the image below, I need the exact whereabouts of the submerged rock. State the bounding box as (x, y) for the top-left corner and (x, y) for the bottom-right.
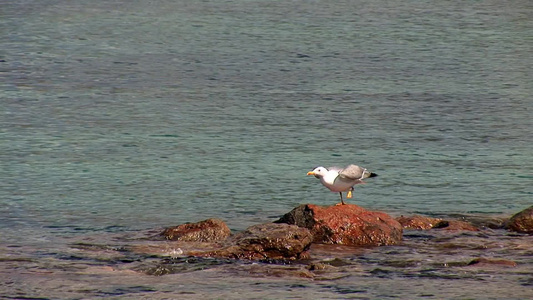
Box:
(396, 215), (479, 231)
(161, 218), (231, 242)
(506, 205), (533, 234)
(275, 204), (402, 246)
(195, 223), (313, 260)
(468, 257), (517, 267)
(433, 220), (479, 231)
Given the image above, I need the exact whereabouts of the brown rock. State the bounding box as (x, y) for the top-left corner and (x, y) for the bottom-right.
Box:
(506, 205), (533, 234)
(396, 215), (443, 230)
(461, 215), (507, 229)
(161, 218), (231, 242)
(468, 257), (517, 267)
(275, 204), (402, 246)
(396, 215), (479, 231)
(433, 220), (479, 231)
(195, 223), (313, 260)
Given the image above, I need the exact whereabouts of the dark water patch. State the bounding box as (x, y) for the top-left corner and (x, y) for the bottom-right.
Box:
(53, 253), (89, 261)
(322, 258), (353, 267)
(368, 268), (394, 278)
(0, 257), (35, 263)
(94, 286), (156, 297)
(419, 294), (436, 298)
(379, 259), (421, 268)
(149, 134), (181, 138)
(520, 277), (533, 286)
(70, 242), (128, 253)
(402, 232), (438, 240)
(288, 283), (308, 289)
(320, 284), (367, 296)
(404, 269), (479, 281)
(3, 297), (51, 300)
(43, 224), (128, 234)
(138, 256), (235, 276)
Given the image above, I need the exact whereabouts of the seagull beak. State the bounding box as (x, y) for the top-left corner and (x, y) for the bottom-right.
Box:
(306, 171), (315, 176)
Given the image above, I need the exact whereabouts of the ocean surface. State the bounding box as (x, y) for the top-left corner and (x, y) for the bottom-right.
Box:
(1, 0), (532, 299)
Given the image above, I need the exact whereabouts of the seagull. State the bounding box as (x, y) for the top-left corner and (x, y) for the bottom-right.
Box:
(306, 164), (378, 205)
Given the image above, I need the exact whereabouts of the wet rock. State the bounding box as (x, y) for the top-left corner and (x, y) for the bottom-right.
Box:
(161, 218), (231, 242)
(506, 205), (533, 234)
(467, 257), (517, 267)
(195, 223), (313, 260)
(461, 215), (508, 229)
(433, 220), (479, 231)
(396, 215), (443, 230)
(275, 204), (402, 246)
(396, 215), (479, 231)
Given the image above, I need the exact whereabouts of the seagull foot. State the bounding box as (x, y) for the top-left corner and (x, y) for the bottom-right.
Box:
(347, 190), (353, 198)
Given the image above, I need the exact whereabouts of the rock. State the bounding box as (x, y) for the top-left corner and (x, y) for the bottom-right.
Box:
(433, 220), (479, 231)
(506, 205), (533, 234)
(396, 215), (443, 230)
(161, 218), (231, 242)
(275, 204), (402, 246)
(461, 215), (507, 230)
(467, 257), (517, 267)
(396, 215), (479, 231)
(195, 223), (313, 260)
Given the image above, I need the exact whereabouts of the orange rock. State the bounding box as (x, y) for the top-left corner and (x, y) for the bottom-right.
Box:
(276, 204), (402, 246)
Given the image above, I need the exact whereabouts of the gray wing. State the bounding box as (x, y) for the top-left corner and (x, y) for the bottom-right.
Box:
(338, 164), (367, 180)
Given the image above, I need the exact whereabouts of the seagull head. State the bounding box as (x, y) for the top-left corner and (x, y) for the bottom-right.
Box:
(306, 166), (328, 178)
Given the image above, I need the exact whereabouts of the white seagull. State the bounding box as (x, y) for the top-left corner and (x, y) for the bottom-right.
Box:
(306, 164), (378, 205)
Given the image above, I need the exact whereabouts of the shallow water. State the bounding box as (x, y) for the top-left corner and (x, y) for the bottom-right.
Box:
(1, 0), (532, 299)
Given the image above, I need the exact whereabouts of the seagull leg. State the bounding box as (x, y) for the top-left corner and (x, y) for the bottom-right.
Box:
(337, 192), (345, 205)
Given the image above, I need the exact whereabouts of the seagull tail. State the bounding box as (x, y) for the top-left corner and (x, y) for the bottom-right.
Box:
(363, 170), (378, 179)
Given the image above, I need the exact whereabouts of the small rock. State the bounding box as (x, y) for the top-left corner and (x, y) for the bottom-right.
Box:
(396, 215), (479, 231)
(275, 204), (402, 246)
(433, 220), (479, 231)
(396, 215), (443, 230)
(161, 218), (231, 242)
(506, 205), (533, 234)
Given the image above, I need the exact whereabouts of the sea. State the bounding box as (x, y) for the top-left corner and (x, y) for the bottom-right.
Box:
(1, 0), (532, 299)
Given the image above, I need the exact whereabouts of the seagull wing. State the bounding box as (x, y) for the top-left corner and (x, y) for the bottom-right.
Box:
(338, 164), (367, 180)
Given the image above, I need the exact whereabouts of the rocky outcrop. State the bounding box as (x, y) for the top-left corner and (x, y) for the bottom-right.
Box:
(275, 204), (402, 246)
(506, 205), (533, 234)
(194, 223), (313, 260)
(161, 218), (231, 242)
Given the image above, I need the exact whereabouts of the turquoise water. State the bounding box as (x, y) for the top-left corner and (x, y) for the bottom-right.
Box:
(1, 0), (532, 298)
